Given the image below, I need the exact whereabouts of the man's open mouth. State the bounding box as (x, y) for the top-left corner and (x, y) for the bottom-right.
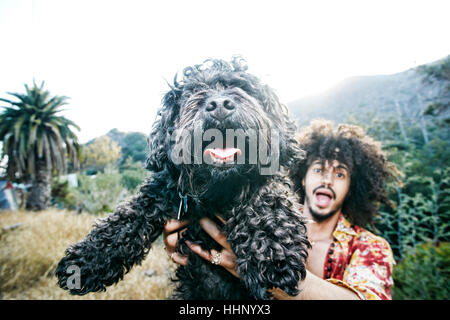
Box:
(314, 188), (334, 208)
(204, 148), (242, 165)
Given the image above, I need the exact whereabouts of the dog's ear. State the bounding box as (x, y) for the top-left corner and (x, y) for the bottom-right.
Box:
(145, 87), (181, 172)
(259, 84), (304, 170)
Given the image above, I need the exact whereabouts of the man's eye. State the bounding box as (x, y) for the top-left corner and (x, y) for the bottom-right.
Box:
(336, 172), (345, 178)
(313, 168), (322, 173)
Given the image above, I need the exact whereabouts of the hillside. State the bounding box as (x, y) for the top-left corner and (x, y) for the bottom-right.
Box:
(84, 128), (148, 165)
(287, 56), (449, 127)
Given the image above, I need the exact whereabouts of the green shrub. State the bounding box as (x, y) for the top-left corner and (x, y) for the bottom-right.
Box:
(50, 177), (78, 210)
(75, 165), (129, 214)
(373, 167), (450, 260)
(120, 157), (148, 192)
(392, 242), (450, 300)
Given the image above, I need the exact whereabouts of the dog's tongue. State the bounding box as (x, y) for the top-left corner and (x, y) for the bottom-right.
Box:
(204, 148), (242, 160)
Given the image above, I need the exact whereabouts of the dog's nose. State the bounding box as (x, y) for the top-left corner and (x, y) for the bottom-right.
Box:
(205, 96), (236, 120)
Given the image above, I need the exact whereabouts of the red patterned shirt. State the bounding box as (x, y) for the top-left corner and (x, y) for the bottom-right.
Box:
(324, 214), (395, 300)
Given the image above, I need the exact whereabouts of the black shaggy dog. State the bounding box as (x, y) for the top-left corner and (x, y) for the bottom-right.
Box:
(56, 57), (310, 300)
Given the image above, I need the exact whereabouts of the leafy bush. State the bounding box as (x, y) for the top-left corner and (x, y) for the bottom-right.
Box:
(82, 135), (122, 174)
(374, 167), (450, 260)
(75, 165), (129, 214)
(120, 157), (148, 192)
(50, 177), (78, 210)
(392, 242), (450, 300)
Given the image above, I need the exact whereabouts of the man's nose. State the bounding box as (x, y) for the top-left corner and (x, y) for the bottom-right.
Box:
(321, 171), (333, 185)
(205, 96), (236, 120)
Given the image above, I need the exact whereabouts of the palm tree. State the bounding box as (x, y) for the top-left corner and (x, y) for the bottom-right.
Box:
(0, 81), (81, 210)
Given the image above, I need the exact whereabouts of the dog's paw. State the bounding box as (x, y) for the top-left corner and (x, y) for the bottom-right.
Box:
(55, 255), (87, 295)
(267, 265), (303, 297)
(55, 244), (110, 295)
(238, 257), (306, 300)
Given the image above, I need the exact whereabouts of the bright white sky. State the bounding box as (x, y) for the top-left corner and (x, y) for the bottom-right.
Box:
(0, 0), (449, 143)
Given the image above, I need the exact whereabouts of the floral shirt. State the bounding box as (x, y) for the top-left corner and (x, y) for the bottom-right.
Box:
(324, 214), (395, 300)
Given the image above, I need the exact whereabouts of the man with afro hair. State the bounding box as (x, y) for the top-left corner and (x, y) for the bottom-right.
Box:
(165, 119), (399, 300)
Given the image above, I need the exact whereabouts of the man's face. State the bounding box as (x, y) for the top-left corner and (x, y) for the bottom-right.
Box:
(303, 159), (351, 222)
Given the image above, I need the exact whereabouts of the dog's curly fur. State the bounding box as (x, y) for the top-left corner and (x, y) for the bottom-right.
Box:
(55, 57), (310, 300)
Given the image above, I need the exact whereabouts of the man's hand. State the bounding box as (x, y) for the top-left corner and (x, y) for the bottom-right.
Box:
(162, 217), (239, 278)
(163, 219), (189, 265)
(187, 218), (239, 278)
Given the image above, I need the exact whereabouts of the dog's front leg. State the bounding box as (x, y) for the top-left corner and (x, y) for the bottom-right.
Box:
(55, 172), (176, 295)
(226, 181), (310, 300)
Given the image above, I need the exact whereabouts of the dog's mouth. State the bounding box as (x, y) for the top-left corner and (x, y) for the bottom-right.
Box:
(204, 148), (242, 166)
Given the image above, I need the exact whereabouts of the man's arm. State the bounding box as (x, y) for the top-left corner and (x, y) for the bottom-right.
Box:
(270, 270), (361, 300)
(334, 235), (395, 300)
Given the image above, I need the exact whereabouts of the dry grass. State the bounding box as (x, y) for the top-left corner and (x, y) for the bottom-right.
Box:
(0, 209), (177, 300)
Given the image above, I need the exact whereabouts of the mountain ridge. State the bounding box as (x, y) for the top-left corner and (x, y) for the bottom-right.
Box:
(287, 55), (449, 127)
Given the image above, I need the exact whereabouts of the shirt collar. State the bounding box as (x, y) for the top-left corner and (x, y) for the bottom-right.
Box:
(333, 213), (357, 243)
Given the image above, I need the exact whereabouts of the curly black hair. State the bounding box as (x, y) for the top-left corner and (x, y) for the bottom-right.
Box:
(290, 119), (401, 227)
